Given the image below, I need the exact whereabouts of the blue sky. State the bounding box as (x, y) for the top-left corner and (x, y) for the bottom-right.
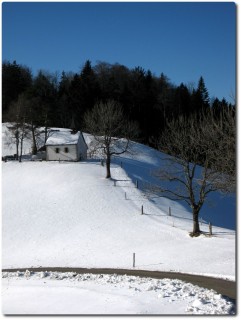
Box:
(2, 1), (236, 102)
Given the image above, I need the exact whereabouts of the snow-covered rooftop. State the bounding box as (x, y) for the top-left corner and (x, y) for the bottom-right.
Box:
(45, 130), (80, 146)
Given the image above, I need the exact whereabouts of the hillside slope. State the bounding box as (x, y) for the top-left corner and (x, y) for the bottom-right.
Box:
(2, 124), (235, 279)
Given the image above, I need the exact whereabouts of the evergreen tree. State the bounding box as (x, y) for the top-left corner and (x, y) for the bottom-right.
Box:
(69, 60), (100, 129)
(173, 83), (191, 116)
(29, 71), (58, 131)
(57, 71), (73, 128)
(79, 60), (100, 112)
(197, 76), (210, 106)
(191, 76), (210, 114)
(68, 73), (83, 128)
(2, 60), (32, 119)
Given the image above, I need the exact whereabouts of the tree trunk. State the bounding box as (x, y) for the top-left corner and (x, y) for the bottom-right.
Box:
(15, 139), (19, 160)
(19, 122), (25, 163)
(19, 137), (24, 163)
(44, 113), (48, 143)
(44, 126), (48, 143)
(106, 155), (111, 179)
(192, 207), (201, 236)
(31, 125), (37, 155)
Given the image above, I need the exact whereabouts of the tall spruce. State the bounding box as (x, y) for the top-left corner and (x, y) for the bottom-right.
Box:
(191, 76), (210, 114)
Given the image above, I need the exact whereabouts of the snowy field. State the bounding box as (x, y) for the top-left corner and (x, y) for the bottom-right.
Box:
(1, 124), (236, 315)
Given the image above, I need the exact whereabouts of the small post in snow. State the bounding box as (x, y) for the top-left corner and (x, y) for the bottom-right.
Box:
(120, 161), (123, 168)
(136, 180), (139, 189)
(169, 207), (171, 216)
(141, 205), (144, 215)
(133, 253), (136, 268)
(209, 222), (212, 236)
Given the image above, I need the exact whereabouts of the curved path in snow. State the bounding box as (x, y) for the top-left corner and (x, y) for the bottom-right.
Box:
(2, 267), (236, 300)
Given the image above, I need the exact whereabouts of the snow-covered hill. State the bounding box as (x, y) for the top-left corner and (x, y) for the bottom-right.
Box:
(2, 124), (235, 277)
(1, 124), (236, 314)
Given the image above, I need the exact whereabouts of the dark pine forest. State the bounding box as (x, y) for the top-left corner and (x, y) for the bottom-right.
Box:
(2, 59), (235, 149)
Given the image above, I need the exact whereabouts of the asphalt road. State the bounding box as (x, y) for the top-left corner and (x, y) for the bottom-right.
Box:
(2, 267), (236, 300)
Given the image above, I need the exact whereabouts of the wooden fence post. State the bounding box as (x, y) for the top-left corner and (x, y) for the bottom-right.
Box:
(141, 205), (144, 215)
(133, 253), (135, 268)
(209, 222), (212, 236)
(136, 180), (139, 189)
(169, 207), (171, 216)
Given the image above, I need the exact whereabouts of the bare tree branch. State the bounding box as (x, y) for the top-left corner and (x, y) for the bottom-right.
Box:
(84, 100), (138, 178)
(153, 110), (235, 236)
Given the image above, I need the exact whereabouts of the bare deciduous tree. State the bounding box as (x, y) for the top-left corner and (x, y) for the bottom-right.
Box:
(7, 94), (30, 162)
(153, 110), (235, 237)
(208, 107), (235, 191)
(84, 100), (138, 178)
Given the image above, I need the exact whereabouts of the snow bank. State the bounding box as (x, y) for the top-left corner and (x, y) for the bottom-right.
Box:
(2, 271), (235, 315)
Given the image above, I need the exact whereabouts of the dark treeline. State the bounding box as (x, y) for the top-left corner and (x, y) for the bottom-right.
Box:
(2, 59), (235, 148)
